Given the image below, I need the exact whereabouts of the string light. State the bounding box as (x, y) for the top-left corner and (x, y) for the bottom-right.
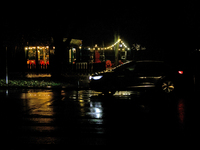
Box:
(89, 39), (130, 50)
(104, 39), (129, 50)
(25, 46), (50, 50)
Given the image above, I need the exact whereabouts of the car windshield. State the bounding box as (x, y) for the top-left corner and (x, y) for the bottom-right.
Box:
(113, 61), (136, 72)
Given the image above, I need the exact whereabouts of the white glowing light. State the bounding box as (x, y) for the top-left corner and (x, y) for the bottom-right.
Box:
(93, 76), (103, 80)
(89, 76), (92, 80)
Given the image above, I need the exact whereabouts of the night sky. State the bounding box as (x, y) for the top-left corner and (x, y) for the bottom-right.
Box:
(2, 1), (200, 53)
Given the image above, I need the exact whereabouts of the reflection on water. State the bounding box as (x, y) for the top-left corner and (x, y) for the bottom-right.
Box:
(1, 88), (191, 143)
(20, 89), (54, 123)
(6, 89), (8, 96)
(15, 89), (57, 139)
(69, 90), (92, 101)
(28, 117), (54, 124)
(74, 90), (103, 119)
(68, 90), (105, 134)
(178, 98), (185, 129)
(114, 91), (134, 96)
(88, 102), (103, 119)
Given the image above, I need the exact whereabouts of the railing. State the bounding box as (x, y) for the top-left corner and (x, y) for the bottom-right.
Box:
(75, 62), (105, 74)
(76, 62), (88, 70)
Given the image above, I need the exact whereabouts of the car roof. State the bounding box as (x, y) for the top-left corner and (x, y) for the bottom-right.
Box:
(115, 60), (164, 69)
(136, 60), (164, 63)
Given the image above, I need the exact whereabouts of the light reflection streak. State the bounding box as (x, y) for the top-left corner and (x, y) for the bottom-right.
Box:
(114, 91), (134, 96)
(28, 118), (53, 124)
(178, 98), (185, 129)
(20, 90), (53, 116)
(88, 102), (103, 119)
(19, 89), (56, 137)
(77, 91), (104, 119)
(6, 89), (8, 96)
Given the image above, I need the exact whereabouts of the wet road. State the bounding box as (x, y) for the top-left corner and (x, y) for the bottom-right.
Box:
(1, 89), (199, 146)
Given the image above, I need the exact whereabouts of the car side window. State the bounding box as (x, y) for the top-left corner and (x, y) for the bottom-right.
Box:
(135, 62), (165, 74)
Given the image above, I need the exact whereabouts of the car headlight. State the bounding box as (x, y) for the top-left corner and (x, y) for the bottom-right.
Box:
(89, 76), (92, 80)
(89, 75), (103, 80)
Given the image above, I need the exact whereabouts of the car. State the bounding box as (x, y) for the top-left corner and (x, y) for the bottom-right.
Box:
(89, 60), (194, 95)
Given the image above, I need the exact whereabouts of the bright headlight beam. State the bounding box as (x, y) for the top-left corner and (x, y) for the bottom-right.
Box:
(93, 76), (103, 80)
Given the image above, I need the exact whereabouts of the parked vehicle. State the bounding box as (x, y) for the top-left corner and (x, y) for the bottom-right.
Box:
(89, 60), (193, 95)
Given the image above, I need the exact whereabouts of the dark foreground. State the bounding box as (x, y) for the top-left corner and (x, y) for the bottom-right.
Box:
(1, 89), (200, 147)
